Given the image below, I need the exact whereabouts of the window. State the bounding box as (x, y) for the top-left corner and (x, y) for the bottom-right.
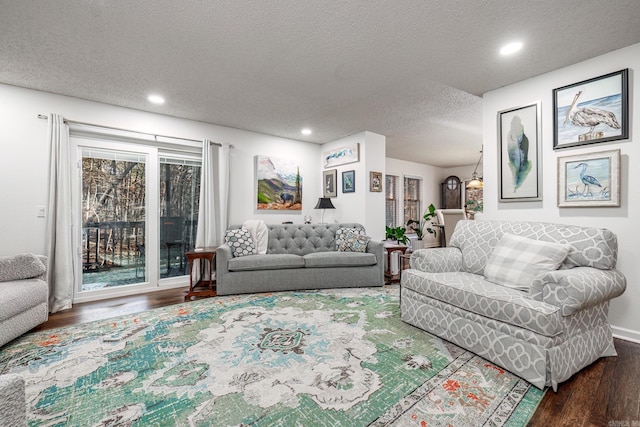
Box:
(385, 175), (398, 227)
(404, 176), (421, 228)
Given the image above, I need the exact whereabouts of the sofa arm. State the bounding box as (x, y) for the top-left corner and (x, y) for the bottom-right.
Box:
(0, 374), (26, 427)
(215, 245), (233, 274)
(409, 247), (462, 273)
(366, 240), (384, 264)
(0, 254), (46, 283)
(529, 267), (627, 316)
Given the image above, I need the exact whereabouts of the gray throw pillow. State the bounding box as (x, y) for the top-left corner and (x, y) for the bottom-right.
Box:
(224, 228), (257, 258)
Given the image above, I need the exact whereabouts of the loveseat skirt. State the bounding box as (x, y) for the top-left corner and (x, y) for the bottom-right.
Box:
(400, 284), (617, 390)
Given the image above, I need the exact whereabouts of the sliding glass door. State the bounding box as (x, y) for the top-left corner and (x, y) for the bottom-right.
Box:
(159, 157), (201, 278)
(81, 146), (149, 290)
(72, 136), (201, 301)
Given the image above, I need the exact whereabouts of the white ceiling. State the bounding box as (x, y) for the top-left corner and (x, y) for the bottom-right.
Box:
(1, 1), (639, 167)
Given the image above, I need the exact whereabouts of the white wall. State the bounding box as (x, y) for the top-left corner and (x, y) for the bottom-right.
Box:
(482, 43), (640, 342)
(0, 84), (323, 256)
(321, 131), (386, 241)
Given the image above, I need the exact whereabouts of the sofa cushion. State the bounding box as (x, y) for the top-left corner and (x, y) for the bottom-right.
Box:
(402, 269), (563, 337)
(484, 233), (569, 291)
(0, 254), (46, 283)
(224, 228), (257, 258)
(303, 251), (377, 268)
(228, 254), (304, 271)
(337, 231), (370, 253)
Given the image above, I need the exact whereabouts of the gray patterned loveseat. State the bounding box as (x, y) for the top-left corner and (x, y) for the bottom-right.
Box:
(400, 220), (626, 390)
(216, 223), (384, 296)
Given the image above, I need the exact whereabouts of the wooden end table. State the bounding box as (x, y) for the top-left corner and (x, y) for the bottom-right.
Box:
(384, 243), (408, 284)
(185, 247), (217, 300)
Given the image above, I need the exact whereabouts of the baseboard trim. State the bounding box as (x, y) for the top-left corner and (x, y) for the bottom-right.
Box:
(612, 325), (640, 344)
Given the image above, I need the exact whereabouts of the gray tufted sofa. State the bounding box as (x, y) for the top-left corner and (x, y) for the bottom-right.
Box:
(216, 223), (384, 295)
(400, 220), (626, 390)
(0, 254), (49, 348)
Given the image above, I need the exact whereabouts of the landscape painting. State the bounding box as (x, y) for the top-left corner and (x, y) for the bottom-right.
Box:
(256, 155), (302, 210)
(323, 143), (359, 168)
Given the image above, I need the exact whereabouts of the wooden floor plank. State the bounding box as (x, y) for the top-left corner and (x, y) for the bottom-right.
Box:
(28, 288), (640, 426)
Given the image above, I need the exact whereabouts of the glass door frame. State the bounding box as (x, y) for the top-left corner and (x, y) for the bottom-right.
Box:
(71, 136), (163, 303)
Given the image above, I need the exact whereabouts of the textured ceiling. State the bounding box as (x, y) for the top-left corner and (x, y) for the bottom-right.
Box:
(1, 1), (640, 167)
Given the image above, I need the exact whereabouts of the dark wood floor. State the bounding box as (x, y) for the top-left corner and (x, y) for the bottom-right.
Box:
(33, 288), (640, 427)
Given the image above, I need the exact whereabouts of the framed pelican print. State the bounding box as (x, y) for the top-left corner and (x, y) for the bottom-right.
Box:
(553, 69), (628, 149)
(498, 101), (542, 202)
(557, 149), (620, 207)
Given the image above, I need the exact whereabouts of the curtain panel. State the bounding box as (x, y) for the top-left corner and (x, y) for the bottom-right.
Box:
(45, 114), (75, 313)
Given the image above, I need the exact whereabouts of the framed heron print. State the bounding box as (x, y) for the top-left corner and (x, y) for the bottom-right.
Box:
(498, 101), (542, 202)
(553, 69), (628, 149)
(557, 149), (620, 207)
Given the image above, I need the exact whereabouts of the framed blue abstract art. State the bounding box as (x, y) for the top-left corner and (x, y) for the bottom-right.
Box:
(498, 101), (542, 202)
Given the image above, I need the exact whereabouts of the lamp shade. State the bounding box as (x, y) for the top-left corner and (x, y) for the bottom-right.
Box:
(466, 177), (483, 189)
(466, 149), (483, 189)
(314, 197), (335, 209)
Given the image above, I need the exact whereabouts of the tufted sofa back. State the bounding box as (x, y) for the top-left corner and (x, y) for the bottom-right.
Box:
(229, 223), (366, 256)
(450, 220), (618, 275)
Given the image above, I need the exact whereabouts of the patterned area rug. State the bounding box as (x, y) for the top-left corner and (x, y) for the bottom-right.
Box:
(0, 286), (544, 426)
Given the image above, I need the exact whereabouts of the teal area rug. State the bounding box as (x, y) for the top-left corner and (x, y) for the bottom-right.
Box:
(0, 286), (544, 426)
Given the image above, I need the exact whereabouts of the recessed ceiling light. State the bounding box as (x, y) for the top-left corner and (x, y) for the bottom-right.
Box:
(148, 94), (165, 104)
(301, 128), (312, 136)
(499, 41), (523, 56)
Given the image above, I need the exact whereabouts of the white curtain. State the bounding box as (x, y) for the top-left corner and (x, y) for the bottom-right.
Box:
(45, 114), (75, 313)
(196, 139), (230, 248)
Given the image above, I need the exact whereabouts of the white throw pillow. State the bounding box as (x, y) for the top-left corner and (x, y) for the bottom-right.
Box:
(483, 233), (569, 291)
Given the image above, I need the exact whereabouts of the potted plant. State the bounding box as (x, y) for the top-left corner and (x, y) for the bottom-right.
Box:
(385, 225), (409, 245)
(406, 203), (438, 249)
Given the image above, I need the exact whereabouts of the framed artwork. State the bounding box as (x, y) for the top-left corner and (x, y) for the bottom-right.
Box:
(255, 155), (302, 210)
(498, 101), (542, 202)
(323, 143), (359, 168)
(557, 149), (620, 207)
(323, 169), (337, 197)
(342, 170), (355, 193)
(369, 171), (382, 192)
(553, 69), (628, 149)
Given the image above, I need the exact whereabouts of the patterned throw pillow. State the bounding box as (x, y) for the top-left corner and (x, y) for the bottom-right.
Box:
(483, 233), (570, 291)
(335, 227), (365, 250)
(224, 228), (257, 258)
(338, 231), (371, 253)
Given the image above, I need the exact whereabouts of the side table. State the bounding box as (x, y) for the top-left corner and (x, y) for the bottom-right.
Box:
(383, 243), (408, 284)
(185, 247), (217, 300)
